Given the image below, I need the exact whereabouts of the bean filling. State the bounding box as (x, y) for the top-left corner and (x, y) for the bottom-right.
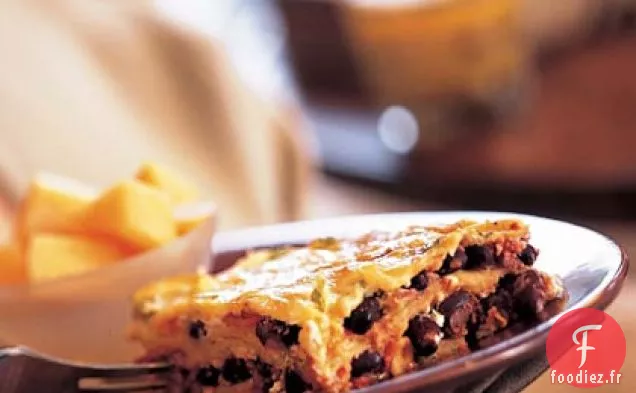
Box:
(285, 370), (312, 393)
(518, 245), (538, 266)
(473, 289), (515, 341)
(464, 245), (496, 269)
(405, 314), (442, 357)
(438, 290), (482, 338)
(256, 317), (301, 347)
(188, 320), (207, 339)
(510, 270), (548, 316)
(222, 358), (252, 384)
(483, 290), (514, 323)
(196, 365), (221, 387)
(255, 359), (275, 392)
(408, 270), (429, 291)
(344, 293), (384, 334)
(350, 350), (385, 378)
(439, 248), (468, 274)
(497, 270), (549, 318)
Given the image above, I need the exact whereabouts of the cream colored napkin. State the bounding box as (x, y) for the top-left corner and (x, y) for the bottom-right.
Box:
(0, 0), (311, 230)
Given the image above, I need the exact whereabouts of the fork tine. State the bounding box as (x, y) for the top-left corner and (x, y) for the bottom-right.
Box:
(77, 362), (172, 378)
(3, 346), (172, 393)
(77, 362), (171, 393)
(18, 345), (173, 379)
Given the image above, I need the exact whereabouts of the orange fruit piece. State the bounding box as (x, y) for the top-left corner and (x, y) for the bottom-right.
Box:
(88, 180), (176, 251)
(16, 173), (97, 243)
(27, 234), (131, 283)
(135, 162), (199, 205)
(0, 242), (26, 285)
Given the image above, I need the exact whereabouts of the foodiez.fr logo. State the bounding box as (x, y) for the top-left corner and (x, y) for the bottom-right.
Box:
(546, 308), (626, 387)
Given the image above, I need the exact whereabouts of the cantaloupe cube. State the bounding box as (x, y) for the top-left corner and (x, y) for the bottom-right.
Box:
(174, 202), (215, 236)
(16, 173), (97, 243)
(135, 162), (200, 204)
(0, 243), (26, 285)
(89, 180), (176, 250)
(27, 234), (131, 283)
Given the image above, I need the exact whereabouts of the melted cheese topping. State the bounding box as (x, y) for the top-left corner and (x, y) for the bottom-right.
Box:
(133, 220), (528, 325)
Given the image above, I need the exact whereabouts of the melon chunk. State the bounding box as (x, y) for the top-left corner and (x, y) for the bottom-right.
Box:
(0, 243), (26, 285)
(16, 173), (97, 242)
(27, 234), (130, 283)
(135, 162), (199, 204)
(174, 202), (216, 236)
(89, 180), (176, 250)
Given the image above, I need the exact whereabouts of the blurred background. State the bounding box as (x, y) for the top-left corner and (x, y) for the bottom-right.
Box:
(1, 0), (635, 391)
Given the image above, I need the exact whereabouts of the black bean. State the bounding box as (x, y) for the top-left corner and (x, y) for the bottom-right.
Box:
(188, 320), (207, 339)
(439, 248), (468, 274)
(465, 245), (496, 269)
(498, 270), (547, 319)
(473, 289), (515, 342)
(483, 290), (514, 322)
(196, 365), (221, 387)
(465, 330), (481, 351)
(256, 317), (301, 347)
(255, 359), (273, 379)
(284, 370), (312, 393)
(496, 251), (524, 269)
(516, 283), (547, 316)
(255, 359), (275, 392)
(344, 294), (384, 335)
(222, 358), (251, 384)
(438, 291), (482, 338)
(404, 314), (442, 357)
(497, 273), (518, 293)
(513, 270), (542, 287)
(409, 270), (429, 291)
(350, 350), (385, 378)
(518, 245), (538, 266)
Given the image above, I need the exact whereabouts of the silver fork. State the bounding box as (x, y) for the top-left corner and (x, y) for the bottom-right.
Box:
(0, 346), (172, 393)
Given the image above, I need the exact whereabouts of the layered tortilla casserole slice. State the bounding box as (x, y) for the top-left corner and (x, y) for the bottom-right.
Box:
(129, 219), (566, 393)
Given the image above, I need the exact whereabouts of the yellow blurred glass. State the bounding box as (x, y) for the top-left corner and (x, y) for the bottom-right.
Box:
(342, 0), (528, 108)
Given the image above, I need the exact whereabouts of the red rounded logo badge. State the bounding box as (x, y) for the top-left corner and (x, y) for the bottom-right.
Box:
(546, 308), (626, 388)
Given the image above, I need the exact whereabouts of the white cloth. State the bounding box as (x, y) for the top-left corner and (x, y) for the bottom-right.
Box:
(0, 0), (311, 230)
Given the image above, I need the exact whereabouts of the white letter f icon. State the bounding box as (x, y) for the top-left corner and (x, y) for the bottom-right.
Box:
(572, 324), (603, 368)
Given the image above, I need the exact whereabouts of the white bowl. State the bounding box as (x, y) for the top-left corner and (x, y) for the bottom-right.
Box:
(0, 215), (215, 363)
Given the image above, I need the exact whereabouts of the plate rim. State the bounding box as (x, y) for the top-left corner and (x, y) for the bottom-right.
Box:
(212, 211), (629, 392)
